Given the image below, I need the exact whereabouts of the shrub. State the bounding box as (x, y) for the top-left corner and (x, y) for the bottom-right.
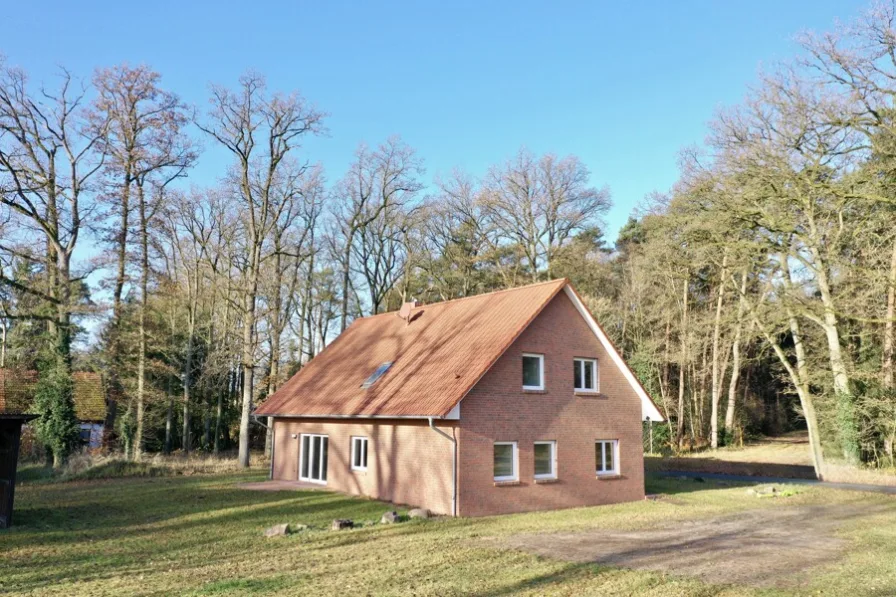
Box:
(32, 365), (81, 468)
(643, 420), (672, 455)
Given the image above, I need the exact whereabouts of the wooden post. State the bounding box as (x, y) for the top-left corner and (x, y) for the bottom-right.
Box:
(0, 415), (35, 529)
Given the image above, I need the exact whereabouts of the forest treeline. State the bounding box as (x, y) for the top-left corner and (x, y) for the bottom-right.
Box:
(2, 3), (895, 475)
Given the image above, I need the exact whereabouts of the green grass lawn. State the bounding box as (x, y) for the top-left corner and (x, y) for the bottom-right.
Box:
(3, 469), (896, 596)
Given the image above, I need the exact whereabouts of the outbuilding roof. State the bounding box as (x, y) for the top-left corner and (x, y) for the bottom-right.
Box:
(257, 279), (663, 421)
(0, 369), (107, 421)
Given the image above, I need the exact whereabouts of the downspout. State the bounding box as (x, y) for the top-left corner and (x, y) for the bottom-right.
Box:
(269, 423), (275, 480)
(428, 417), (457, 517)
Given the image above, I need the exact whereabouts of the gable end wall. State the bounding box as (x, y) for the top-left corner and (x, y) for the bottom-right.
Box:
(457, 291), (645, 516)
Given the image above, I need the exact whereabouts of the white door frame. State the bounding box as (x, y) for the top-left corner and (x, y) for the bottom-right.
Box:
(299, 433), (328, 484)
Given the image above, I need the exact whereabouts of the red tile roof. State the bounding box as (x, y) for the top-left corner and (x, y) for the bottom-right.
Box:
(256, 279), (569, 418)
(0, 369), (107, 421)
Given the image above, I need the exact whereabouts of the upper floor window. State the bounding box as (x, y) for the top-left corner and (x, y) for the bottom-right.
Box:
(522, 353), (544, 390)
(574, 357), (598, 392)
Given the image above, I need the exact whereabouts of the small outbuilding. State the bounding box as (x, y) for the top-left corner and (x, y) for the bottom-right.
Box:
(0, 369), (113, 450)
(256, 279), (663, 517)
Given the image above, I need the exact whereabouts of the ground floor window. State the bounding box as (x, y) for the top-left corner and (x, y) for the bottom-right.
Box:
(300, 434), (329, 483)
(493, 441), (518, 481)
(595, 439), (619, 475)
(351, 436), (368, 471)
(533, 440), (557, 479)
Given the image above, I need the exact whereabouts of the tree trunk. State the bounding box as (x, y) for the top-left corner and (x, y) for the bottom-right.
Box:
(806, 248), (857, 464)
(108, 172), (132, 420)
(112, 171), (132, 348)
(744, 287), (826, 480)
(696, 345), (707, 442)
(883, 236), (896, 389)
(214, 387), (224, 455)
(164, 383), (173, 455)
(340, 237), (353, 332)
(238, 242), (261, 468)
(710, 255), (728, 449)
(786, 310), (826, 479)
(55, 251), (73, 370)
(134, 185), (149, 461)
(724, 270), (748, 434)
(182, 319), (194, 453)
(0, 317), (6, 368)
(214, 265), (234, 456)
(265, 247), (283, 459)
(676, 273), (689, 449)
(204, 409), (211, 450)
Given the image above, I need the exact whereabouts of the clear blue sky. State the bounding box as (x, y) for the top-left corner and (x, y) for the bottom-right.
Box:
(5, 0), (868, 240)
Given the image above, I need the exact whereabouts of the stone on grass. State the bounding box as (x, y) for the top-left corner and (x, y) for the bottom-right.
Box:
(380, 511), (400, 524)
(331, 518), (354, 530)
(264, 523), (290, 537)
(408, 508), (430, 519)
(747, 485), (778, 497)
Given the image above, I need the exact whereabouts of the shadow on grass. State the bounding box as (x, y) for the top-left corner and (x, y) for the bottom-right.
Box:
(15, 463), (55, 483)
(2, 473), (420, 592)
(472, 561), (659, 596)
(645, 472), (752, 495)
(645, 456), (816, 479)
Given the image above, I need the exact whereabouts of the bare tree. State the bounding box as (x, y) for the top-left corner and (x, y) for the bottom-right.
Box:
(93, 64), (196, 459)
(482, 149), (610, 281)
(199, 73), (324, 467)
(333, 136), (422, 328)
(0, 61), (107, 371)
(261, 165), (325, 454)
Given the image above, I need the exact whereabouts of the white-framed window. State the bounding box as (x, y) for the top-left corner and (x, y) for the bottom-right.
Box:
(493, 441), (518, 482)
(533, 440), (557, 479)
(522, 353), (544, 390)
(595, 439), (619, 476)
(299, 433), (329, 484)
(574, 357), (598, 392)
(351, 436), (368, 471)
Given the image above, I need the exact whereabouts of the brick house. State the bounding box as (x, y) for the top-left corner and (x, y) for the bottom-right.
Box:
(256, 279), (663, 517)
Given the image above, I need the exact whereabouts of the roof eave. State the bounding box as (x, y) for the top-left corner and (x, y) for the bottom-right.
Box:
(256, 412), (452, 421)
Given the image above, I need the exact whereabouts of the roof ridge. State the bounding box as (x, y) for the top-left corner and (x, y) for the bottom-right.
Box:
(358, 278), (568, 320)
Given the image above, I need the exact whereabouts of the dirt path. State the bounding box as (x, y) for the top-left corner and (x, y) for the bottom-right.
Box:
(499, 504), (888, 588)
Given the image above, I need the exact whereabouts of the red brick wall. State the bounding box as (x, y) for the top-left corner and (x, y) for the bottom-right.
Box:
(272, 418), (456, 515)
(457, 291), (645, 516)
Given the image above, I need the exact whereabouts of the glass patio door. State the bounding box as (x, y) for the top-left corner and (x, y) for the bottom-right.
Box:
(299, 434), (328, 484)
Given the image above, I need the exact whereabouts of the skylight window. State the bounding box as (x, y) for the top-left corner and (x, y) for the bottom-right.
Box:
(361, 362), (393, 389)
